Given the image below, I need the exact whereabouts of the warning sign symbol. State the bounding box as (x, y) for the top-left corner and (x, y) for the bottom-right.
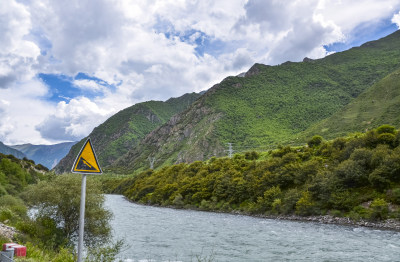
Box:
(71, 138), (102, 174)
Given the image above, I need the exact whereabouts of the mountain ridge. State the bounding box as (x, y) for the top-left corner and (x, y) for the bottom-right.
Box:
(109, 30), (400, 173)
(11, 142), (77, 169)
(0, 142), (25, 159)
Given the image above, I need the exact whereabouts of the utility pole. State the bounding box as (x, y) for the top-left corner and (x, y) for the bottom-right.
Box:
(226, 143), (234, 158)
(148, 157), (156, 169)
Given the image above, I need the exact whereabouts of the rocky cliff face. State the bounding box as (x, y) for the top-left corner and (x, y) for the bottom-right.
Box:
(111, 94), (225, 173)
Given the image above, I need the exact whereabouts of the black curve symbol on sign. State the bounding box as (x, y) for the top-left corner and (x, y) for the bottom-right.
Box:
(76, 157), (97, 171)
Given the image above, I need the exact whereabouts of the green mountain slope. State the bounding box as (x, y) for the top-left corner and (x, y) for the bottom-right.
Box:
(301, 67), (400, 140)
(0, 153), (48, 196)
(112, 30), (400, 173)
(0, 142), (25, 159)
(54, 92), (201, 173)
(11, 142), (76, 169)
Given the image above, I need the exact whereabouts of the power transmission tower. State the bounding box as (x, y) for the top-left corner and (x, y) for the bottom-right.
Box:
(148, 157), (156, 169)
(226, 143), (234, 158)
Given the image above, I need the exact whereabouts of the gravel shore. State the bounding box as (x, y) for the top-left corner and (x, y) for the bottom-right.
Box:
(0, 223), (17, 240)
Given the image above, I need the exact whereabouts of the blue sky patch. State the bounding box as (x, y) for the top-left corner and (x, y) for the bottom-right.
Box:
(39, 73), (115, 103)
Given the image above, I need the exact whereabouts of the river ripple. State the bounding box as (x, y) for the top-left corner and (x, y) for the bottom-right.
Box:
(105, 194), (400, 262)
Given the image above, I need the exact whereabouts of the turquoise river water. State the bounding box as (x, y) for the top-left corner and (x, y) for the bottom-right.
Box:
(105, 194), (400, 262)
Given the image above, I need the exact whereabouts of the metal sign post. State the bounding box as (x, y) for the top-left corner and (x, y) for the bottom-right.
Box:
(71, 138), (102, 262)
(77, 174), (87, 262)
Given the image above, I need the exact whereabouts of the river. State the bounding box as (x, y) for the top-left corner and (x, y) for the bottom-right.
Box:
(105, 194), (400, 262)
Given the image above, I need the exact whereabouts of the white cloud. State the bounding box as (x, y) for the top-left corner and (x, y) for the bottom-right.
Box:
(0, 0), (40, 89)
(393, 11), (400, 28)
(318, 0), (400, 32)
(36, 97), (114, 141)
(1, 0), (400, 144)
(0, 79), (52, 145)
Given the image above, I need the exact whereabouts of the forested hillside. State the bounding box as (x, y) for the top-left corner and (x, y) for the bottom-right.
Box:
(111, 30), (400, 173)
(301, 68), (400, 140)
(111, 125), (400, 221)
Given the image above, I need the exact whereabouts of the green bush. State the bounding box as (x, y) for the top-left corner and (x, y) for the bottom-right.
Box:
(348, 206), (372, 221)
(21, 175), (112, 248)
(368, 168), (391, 191)
(377, 133), (396, 147)
(0, 195), (27, 222)
(330, 191), (358, 211)
(295, 191), (316, 216)
(84, 240), (125, 262)
(244, 151), (260, 160)
(388, 188), (400, 204)
(0, 209), (14, 222)
(257, 186), (282, 212)
(370, 198), (389, 220)
(307, 135), (323, 148)
(14, 242), (75, 262)
(280, 188), (302, 214)
(376, 124), (396, 134)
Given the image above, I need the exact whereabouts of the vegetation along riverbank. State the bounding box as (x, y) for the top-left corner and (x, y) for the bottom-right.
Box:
(105, 125), (400, 231)
(0, 153), (123, 261)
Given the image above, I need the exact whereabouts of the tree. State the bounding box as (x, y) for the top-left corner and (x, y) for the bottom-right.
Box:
(22, 174), (112, 248)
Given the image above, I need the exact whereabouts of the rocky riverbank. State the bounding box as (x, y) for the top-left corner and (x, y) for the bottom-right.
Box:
(125, 196), (400, 231)
(255, 214), (400, 231)
(0, 223), (17, 240)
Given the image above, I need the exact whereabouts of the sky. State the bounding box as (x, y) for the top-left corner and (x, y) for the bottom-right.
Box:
(0, 0), (400, 145)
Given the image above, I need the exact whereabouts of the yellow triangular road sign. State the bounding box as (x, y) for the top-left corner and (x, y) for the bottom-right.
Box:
(71, 138), (102, 174)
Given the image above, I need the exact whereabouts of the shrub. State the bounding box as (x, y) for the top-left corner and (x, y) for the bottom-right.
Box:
(0, 195), (27, 222)
(0, 209), (14, 222)
(368, 168), (391, 191)
(370, 198), (389, 220)
(377, 133), (396, 147)
(388, 188), (400, 204)
(307, 135), (323, 148)
(330, 191), (358, 211)
(376, 124), (396, 134)
(271, 198), (282, 214)
(295, 191), (316, 216)
(172, 193), (184, 207)
(334, 159), (368, 188)
(258, 186), (281, 212)
(21, 175), (112, 248)
(244, 151), (260, 160)
(280, 188), (302, 214)
(332, 137), (347, 150)
(348, 206), (372, 221)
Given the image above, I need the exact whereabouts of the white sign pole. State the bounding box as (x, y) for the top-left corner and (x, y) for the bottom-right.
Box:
(77, 173), (87, 262)
(72, 138), (102, 261)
